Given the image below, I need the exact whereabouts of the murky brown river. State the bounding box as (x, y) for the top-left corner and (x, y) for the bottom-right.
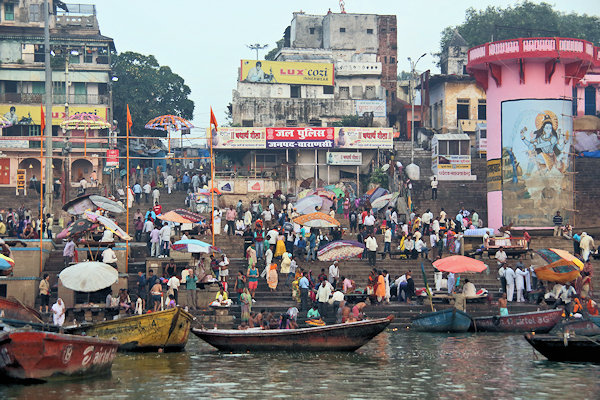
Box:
(1, 331), (599, 399)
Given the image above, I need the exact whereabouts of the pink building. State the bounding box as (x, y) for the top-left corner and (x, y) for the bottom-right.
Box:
(467, 37), (599, 229)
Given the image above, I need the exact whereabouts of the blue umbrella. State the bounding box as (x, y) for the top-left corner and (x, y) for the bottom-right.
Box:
(0, 257), (13, 271)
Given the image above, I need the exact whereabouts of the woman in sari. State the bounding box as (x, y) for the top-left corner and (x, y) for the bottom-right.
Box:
(274, 232), (286, 258)
(267, 263), (278, 291)
(343, 198), (350, 220)
(447, 230), (456, 254)
(240, 288), (252, 324)
(51, 298), (66, 326)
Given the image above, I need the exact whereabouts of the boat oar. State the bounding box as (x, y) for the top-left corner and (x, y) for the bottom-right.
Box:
(420, 262), (434, 312)
(14, 296), (44, 324)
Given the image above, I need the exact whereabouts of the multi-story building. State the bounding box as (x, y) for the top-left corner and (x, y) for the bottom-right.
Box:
(232, 11), (397, 128)
(0, 0), (114, 191)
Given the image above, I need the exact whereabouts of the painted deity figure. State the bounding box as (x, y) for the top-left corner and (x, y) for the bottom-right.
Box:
(520, 111), (568, 172)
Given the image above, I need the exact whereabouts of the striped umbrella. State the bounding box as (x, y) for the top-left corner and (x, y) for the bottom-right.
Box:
(317, 240), (364, 261)
(293, 212), (340, 228)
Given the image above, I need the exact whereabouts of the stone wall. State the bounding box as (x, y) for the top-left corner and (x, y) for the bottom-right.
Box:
(574, 157), (600, 228)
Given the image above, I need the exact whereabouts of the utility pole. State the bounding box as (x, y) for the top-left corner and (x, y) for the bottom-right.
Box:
(44, 0), (53, 210)
(408, 53), (426, 164)
(247, 43), (268, 60)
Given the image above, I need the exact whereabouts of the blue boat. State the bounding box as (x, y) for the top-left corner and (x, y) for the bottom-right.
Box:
(411, 308), (472, 333)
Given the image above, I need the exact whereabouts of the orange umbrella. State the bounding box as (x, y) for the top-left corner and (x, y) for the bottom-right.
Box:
(534, 249), (582, 284)
(158, 210), (195, 224)
(432, 255), (487, 274)
(548, 248), (584, 270)
(293, 212), (340, 228)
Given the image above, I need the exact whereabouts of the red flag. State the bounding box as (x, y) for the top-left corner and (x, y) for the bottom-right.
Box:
(210, 107), (218, 130)
(40, 104), (45, 133)
(126, 104), (133, 131)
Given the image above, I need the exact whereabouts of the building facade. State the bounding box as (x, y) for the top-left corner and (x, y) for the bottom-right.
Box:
(0, 0), (114, 191)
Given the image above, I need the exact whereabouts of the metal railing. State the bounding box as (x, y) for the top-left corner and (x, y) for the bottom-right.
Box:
(0, 93), (109, 105)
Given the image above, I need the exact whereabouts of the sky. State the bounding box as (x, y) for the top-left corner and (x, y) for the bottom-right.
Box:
(75, 0), (599, 130)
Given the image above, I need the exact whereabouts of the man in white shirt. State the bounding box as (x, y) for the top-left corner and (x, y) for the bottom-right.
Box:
(329, 290), (345, 320)
(365, 234), (378, 266)
(363, 214), (375, 234)
(415, 238), (429, 260)
(404, 236), (416, 259)
(328, 261), (340, 288)
(504, 265), (516, 302)
(143, 183), (152, 204)
(495, 247), (507, 266)
(395, 274), (408, 302)
(383, 227), (392, 259)
(159, 223), (171, 258)
(421, 209), (432, 232)
(498, 264), (507, 294)
(431, 176), (438, 200)
(152, 188), (160, 204)
(167, 275), (180, 304)
(102, 244), (118, 269)
(267, 228), (278, 247)
(515, 266), (527, 302)
(439, 208), (447, 227)
(316, 280), (332, 319)
(462, 279), (477, 297)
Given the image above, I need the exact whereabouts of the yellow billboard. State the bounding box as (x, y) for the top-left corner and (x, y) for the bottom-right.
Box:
(240, 60), (334, 86)
(0, 104), (108, 125)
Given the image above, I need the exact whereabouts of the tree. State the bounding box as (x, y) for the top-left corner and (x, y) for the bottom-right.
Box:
(111, 51), (194, 135)
(438, 2), (600, 62)
(264, 38), (284, 61)
(369, 168), (389, 190)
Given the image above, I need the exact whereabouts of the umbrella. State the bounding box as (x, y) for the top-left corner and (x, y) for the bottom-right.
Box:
(297, 189), (311, 200)
(317, 240), (364, 261)
(158, 210), (195, 224)
(89, 195), (126, 214)
(172, 209), (204, 223)
(308, 188), (336, 200)
(370, 193), (393, 210)
(534, 249), (583, 284)
(63, 195), (125, 215)
(144, 114), (194, 152)
(84, 211), (132, 241)
(294, 195), (323, 215)
(0, 255), (15, 271)
(0, 116), (13, 128)
(59, 113), (111, 156)
(432, 255), (487, 273)
(59, 262), (118, 292)
(172, 239), (221, 254)
(56, 219), (97, 239)
(293, 212), (340, 228)
(369, 187), (389, 203)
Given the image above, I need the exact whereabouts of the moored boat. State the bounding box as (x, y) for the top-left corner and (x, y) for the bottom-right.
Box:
(473, 309), (563, 333)
(191, 316), (393, 352)
(0, 330), (118, 382)
(0, 297), (43, 324)
(65, 307), (193, 352)
(411, 308), (472, 333)
(524, 333), (600, 363)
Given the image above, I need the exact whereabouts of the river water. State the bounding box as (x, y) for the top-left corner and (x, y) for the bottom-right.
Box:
(2, 331), (599, 399)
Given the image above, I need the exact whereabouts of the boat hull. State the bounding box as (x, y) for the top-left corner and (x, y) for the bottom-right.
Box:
(524, 333), (600, 363)
(0, 297), (43, 324)
(411, 309), (472, 333)
(191, 317), (392, 352)
(0, 330), (118, 382)
(473, 309), (563, 333)
(66, 307), (193, 352)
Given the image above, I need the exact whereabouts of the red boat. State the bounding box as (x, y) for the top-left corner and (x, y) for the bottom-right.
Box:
(0, 297), (43, 324)
(191, 316), (393, 352)
(0, 330), (119, 382)
(472, 309), (563, 333)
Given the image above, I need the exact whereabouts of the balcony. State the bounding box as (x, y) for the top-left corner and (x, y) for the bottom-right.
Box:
(0, 93), (109, 105)
(0, 136), (110, 151)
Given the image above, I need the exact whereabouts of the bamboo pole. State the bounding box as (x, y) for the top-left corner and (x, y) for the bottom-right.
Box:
(126, 116), (130, 274)
(210, 128), (215, 247)
(39, 124), (44, 274)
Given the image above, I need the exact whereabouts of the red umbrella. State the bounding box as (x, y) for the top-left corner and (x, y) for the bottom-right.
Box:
(432, 255), (487, 274)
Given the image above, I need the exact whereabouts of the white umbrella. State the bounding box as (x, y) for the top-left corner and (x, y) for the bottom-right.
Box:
(59, 262), (118, 292)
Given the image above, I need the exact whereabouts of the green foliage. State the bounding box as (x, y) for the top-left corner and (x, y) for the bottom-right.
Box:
(397, 70), (411, 80)
(331, 115), (361, 127)
(264, 39), (284, 61)
(111, 51), (194, 135)
(369, 168), (389, 190)
(439, 1), (600, 59)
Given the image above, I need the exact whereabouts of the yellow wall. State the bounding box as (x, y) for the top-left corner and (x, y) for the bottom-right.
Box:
(441, 81), (486, 131)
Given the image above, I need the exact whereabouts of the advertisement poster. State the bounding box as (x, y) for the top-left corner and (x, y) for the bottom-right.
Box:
(106, 149), (119, 167)
(209, 127), (266, 149)
(487, 158), (502, 192)
(0, 105), (108, 125)
(217, 180), (234, 193)
(501, 99), (573, 226)
(326, 152), (362, 165)
(247, 179), (264, 193)
(266, 127), (334, 149)
(334, 127), (393, 149)
(355, 100), (387, 118)
(240, 60), (334, 86)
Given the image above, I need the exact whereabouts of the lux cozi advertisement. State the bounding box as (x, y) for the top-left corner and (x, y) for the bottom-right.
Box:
(240, 60), (334, 86)
(501, 99), (573, 226)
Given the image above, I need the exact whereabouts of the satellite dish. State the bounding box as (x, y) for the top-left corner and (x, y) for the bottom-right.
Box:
(381, 164), (390, 172)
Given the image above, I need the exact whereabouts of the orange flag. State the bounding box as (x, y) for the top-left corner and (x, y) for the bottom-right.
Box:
(40, 104), (45, 133)
(210, 107), (218, 130)
(126, 104), (133, 131)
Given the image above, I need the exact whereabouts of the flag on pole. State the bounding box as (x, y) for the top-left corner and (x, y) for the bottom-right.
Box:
(210, 107), (218, 130)
(40, 104), (45, 133)
(126, 104), (133, 131)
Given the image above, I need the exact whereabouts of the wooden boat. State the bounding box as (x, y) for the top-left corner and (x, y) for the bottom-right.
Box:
(65, 307), (194, 352)
(411, 308), (472, 332)
(524, 333), (600, 363)
(0, 297), (43, 324)
(472, 309), (563, 333)
(549, 317), (600, 336)
(191, 316), (393, 352)
(0, 330), (118, 382)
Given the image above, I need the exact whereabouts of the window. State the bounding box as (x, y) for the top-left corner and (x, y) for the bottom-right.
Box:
(34, 44), (45, 62)
(448, 141), (459, 155)
(460, 140), (469, 155)
(365, 86), (376, 99)
(3, 81), (17, 93)
(84, 47), (94, 63)
(381, 28), (386, 33)
(323, 86), (334, 95)
(339, 27), (346, 33)
(367, 29), (373, 34)
(290, 85), (300, 98)
(242, 120), (254, 127)
(479, 128), (487, 139)
(309, 119), (322, 127)
(29, 4), (41, 22)
(32, 82), (45, 94)
(457, 99), (469, 121)
(73, 82), (87, 103)
(391, 27), (396, 32)
(4, 3), (14, 21)
(478, 100), (486, 120)
(69, 54), (80, 64)
(384, 56), (387, 63)
(285, 119), (297, 127)
(309, 27), (315, 34)
(572, 87), (578, 116)
(339, 86), (349, 99)
(390, 57), (395, 64)
(584, 86), (596, 116)
(352, 86), (363, 99)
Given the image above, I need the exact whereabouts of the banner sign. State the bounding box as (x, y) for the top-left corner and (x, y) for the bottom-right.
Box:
(437, 155), (471, 169)
(0, 105), (108, 125)
(334, 127), (393, 149)
(217, 180), (234, 193)
(209, 127), (266, 149)
(355, 100), (386, 118)
(266, 127), (334, 149)
(16, 169), (26, 190)
(240, 60), (334, 86)
(326, 152), (362, 165)
(487, 158), (501, 192)
(106, 149), (119, 167)
(247, 179), (264, 193)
